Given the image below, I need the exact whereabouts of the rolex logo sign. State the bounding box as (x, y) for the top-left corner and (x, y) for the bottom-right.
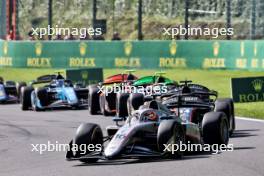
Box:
(35, 42), (42, 56)
(170, 41), (177, 56)
(79, 42), (87, 56)
(252, 79), (263, 92)
(231, 77), (264, 103)
(3, 41), (8, 55)
(213, 42), (220, 57)
(124, 42), (132, 56)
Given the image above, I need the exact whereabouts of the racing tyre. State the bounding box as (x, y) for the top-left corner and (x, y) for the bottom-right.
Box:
(88, 86), (100, 115)
(215, 98), (235, 135)
(73, 123), (103, 163)
(31, 91), (43, 112)
(35, 87), (48, 107)
(202, 112), (229, 145)
(158, 120), (185, 158)
(127, 93), (144, 116)
(21, 86), (34, 110)
(99, 94), (115, 116)
(116, 93), (130, 118)
(16, 82), (27, 99)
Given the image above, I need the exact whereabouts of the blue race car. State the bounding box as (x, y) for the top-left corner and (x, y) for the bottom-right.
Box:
(0, 77), (26, 104)
(20, 73), (88, 111)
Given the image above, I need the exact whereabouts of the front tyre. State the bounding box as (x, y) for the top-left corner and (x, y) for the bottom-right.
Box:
(73, 123), (103, 163)
(88, 86), (100, 115)
(31, 91), (42, 112)
(16, 82), (27, 99)
(158, 120), (185, 158)
(21, 86), (34, 110)
(116, 93), (130, 118)
(31, 87), (48, 111)
(127, 93), (144, 116)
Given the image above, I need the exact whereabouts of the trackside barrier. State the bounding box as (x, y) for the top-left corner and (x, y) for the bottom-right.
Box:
(0, 40), (263, 70)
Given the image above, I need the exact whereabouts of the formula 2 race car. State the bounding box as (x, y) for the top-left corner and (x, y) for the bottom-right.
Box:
(20, 73), (88, 111)
(128, 80), (235, 135)
(119, 72), (178, 117)
(88, 71), (138, 116)
(66, 100), (230, 163)
(0, 76), (26, 103)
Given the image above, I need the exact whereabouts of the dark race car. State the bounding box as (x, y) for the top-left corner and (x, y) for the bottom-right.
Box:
(20, 73), (88, 111)
(128, 80), (235, 135)
(0, 76), (26, 104)
(116, 72), (178, 118)
(88, 71), (138, 116)
(66, 99), (230, 163)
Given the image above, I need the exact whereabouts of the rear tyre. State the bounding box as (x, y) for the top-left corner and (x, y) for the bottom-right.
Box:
(73, 123), (103, 163)
(88, 86), (100, 115)
(127, 93), (144, 116)
(158, 120), (185, 158)
(215, 98), (235, 135)
(116, 93), (129, 118)
(21, 86), (34, 110)
(202, 112), (229, 145)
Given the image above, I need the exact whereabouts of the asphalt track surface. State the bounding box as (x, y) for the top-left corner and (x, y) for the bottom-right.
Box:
(0, 104), (263, 176)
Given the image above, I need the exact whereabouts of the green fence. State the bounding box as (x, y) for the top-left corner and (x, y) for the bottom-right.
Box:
(0, 40), (264, 70)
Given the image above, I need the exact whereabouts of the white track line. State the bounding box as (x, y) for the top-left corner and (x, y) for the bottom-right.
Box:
(236, 117), (264, 123)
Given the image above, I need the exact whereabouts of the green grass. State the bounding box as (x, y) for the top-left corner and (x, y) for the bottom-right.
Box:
(0, 68), (263, 119)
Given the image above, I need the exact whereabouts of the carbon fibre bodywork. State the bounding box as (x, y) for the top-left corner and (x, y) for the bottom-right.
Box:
(0, 83), (19, 103)
(0, 80), (24, 103)
(89, 73), (138, 115)
(30, 79), (88, 110)
(21, 74), (88, 111)
(66, 101), (203, 162)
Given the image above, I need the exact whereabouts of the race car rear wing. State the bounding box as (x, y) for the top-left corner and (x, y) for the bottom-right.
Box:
(162, 91), (218, 108)
(30, 74), (57, 85)
(161, 90), (218, 99)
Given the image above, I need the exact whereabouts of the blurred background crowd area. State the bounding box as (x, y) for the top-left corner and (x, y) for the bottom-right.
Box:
(1, 0), (264, 40)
